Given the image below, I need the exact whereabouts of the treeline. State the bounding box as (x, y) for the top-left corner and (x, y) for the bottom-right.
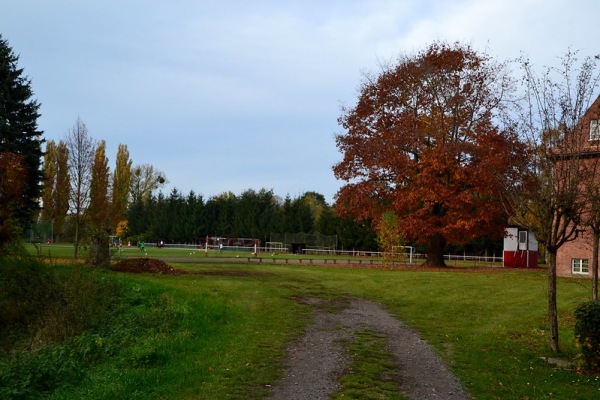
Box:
(35, 117), (376, 252)
(126, 189), (378, 250)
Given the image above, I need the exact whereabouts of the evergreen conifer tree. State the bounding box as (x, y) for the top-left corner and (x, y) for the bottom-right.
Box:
(0, 35), (44, 236)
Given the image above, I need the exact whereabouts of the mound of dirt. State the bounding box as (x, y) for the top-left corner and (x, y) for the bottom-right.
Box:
(110, 258), (187, 275)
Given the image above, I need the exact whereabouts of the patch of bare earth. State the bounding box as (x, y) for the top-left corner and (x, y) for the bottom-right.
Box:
(268, 297), (470, 400)
(109, 258), (271, 278)
(110, 258), (187, 275)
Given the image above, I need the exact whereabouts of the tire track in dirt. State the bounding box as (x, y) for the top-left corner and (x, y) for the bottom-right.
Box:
(268, 297), (470, 400)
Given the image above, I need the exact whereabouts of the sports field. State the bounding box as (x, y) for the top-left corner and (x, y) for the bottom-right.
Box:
(26, 243), (503, 267)
(13, 243), (600, 398)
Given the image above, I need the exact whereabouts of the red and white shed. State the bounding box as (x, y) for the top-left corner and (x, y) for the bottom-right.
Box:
(503, 227), (538, 268)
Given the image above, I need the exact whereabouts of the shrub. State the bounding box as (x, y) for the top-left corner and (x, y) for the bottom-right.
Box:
(0, 260), (182, 398)
(39, 267), (121, 342)
(574, 300), (600, 373)
(0, 256), (120, 349)
(0, 256), (56, 344)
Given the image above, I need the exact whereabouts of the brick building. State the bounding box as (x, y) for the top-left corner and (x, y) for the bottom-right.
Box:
(556, 95), (600, 277)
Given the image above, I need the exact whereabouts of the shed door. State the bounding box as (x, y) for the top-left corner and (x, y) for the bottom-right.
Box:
(518, 231), (528, 251)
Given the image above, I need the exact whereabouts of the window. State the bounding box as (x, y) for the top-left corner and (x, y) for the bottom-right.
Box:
(518, 231), (528, 250)
(572, 258), (589, 275)
(590, 120), (600, 141)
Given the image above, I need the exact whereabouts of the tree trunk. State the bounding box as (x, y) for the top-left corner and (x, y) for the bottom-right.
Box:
(73, 214), (80, 259)
(425, 233), (446, 267)
(87, 229), (110, 267)
(593, 232), (599, 301)
(547, 250), (559, 352)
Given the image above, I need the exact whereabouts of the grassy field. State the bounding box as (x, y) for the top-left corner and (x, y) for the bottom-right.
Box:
(26, 243), (503, 267)
(12, 246), (600, 398)
(139, 264), (600, 399)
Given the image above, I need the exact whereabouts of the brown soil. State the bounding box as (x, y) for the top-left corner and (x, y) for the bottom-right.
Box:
(269, 297), (471, 399)
(109, 258), (270, 278)
(110, 258), (188, 275)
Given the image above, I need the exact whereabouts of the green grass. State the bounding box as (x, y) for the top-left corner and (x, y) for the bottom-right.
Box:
(35, 268), (308, 400)
(170, 263), (598, 399)
(23, 242), (503, 267)
(331, 329), (404, 400)
(4, 257), (599, 399)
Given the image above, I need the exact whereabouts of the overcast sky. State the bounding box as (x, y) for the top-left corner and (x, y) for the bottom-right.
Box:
(2, 0), (598, 203)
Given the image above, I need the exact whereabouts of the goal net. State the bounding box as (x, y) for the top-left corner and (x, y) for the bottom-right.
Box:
(266, 242), (286, 252)
(391, 245), (412, 264)
(270, 232), (338, 251)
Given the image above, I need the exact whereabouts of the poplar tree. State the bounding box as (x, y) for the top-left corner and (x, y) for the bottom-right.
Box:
(41, 140), (58, 222)
(54, 140), (70, 241)
(88, 140), (110, 266)
(111, 144), (132, 233)
(88, 140), (110, 230)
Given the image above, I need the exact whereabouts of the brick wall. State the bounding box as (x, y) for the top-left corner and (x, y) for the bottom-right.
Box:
(556, 229), (593, 278)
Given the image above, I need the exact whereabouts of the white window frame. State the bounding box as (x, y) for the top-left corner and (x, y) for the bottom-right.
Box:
(590, 120), (600, 141)
(518, 231), (528, 250)
(572, 258), (589, 275)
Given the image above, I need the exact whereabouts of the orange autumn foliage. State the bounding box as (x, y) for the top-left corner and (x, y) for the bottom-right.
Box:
(333, 42), (528, 266)
(0, 152), (27, 247)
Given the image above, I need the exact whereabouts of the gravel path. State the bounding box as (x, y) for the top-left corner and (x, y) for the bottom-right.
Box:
(268, 297), (470, 400)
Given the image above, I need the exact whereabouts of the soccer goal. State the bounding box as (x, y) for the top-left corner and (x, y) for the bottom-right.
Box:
(392, 245), (414, 264)
(266, 241), (286, 252)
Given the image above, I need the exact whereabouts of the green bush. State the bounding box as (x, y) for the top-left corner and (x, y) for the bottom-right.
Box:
(0, 256), (56, 344)
(0, 256), (121, 349)
(0, 260), (183, 398)
(0, 340), (84, 399)
(574, 300), (600, 373)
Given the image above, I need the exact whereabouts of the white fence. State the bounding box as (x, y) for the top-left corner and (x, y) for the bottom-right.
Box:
(145, 242), (502, 264)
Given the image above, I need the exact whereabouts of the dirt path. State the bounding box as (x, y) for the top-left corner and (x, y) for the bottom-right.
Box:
(268, 297), (470, 400)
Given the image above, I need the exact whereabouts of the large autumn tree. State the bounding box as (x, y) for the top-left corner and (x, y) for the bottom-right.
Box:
(334, 42), (528, 266)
